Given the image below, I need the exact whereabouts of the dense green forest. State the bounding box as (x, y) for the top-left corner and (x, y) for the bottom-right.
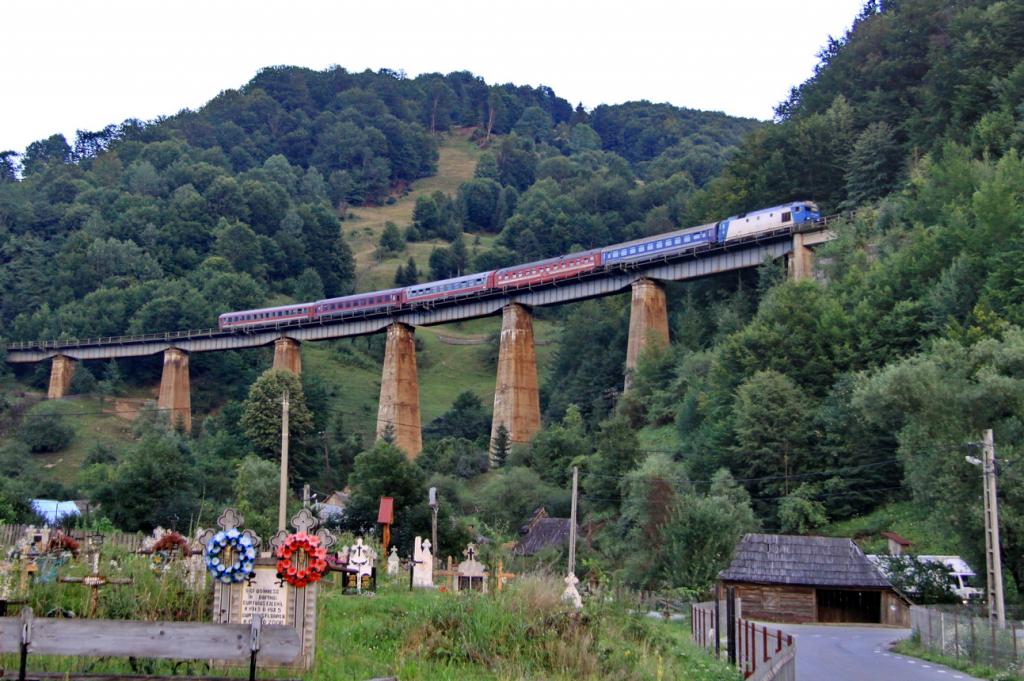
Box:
(4, 0), (1024, 598)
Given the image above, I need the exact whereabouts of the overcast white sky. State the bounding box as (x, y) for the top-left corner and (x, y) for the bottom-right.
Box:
(1, 0), (865, 154)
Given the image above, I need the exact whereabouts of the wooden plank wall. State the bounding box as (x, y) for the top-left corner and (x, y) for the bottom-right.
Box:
(881, 591), (911, 627)
(724, 582), (816, 624)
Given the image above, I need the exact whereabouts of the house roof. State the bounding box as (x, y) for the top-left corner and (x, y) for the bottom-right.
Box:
(881, 531), (912, 546)
(513, 508), (575, 556)
(719, 533), (893, 589)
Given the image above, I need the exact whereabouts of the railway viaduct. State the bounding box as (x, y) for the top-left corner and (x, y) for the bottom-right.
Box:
(4, 226), (833, 459)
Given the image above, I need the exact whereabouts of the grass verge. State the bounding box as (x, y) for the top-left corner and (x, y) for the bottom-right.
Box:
(892, 635), (1015, 680)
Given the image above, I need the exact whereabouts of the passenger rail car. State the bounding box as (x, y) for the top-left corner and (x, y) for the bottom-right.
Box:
(217, 200), (821, 332)
(404, 271), (493, 304)
(316, 289), (403, 320)
(219, 303), (315, 330)
(494, 250), (602, 290)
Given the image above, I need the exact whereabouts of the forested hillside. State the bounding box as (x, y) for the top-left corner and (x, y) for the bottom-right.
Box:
(3, 0), (1024, 599)
(0, 66), (757, 548)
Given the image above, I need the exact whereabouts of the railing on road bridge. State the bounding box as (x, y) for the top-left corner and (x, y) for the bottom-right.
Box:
(692, 599), (796, 681)
(6, 218), (839, 359)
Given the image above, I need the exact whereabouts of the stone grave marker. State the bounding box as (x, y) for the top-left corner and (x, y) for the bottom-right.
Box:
(412, 537), (433, 588)
(456, 543), (488, 593)
(344, 537), (376, 592)
(386, 546), (400, 576)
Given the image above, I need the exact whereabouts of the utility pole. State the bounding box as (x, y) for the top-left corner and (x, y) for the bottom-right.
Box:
(982, 429), (1006, 628)
(429, 487), (439, 569)
(278, 389), (290, 532)
(967, 429), (1005, 627)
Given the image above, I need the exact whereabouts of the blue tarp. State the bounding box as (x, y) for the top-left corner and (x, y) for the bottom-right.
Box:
(30, 499), (81, 525)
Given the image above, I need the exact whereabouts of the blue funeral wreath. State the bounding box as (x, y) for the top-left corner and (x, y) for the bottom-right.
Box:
(204, 529), (256, 583)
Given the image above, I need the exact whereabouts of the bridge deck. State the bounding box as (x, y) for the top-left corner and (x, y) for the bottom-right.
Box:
(5, 228), (828, 363)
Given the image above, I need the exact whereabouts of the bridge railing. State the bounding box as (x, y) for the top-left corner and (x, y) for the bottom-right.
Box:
(6, 326), (223, 351)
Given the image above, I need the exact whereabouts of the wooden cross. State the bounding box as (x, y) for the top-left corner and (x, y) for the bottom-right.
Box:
(435, 556), (458, 591)
(59, 536), (131, 617)
(494, 559), (517, 592)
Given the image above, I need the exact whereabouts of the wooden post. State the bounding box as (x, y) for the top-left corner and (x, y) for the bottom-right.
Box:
(954, 611), (960, 661)
(726, 587), (737, 665)
(278, 390), (290, 532)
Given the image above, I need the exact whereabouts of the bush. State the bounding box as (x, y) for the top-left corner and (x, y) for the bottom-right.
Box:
(18, 404), (74, 453)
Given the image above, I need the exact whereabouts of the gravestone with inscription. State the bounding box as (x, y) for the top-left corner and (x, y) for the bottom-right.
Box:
(199, 508), (334, 670)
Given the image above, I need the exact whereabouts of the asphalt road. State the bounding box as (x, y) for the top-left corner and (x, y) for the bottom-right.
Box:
(786, 624), (985, 681)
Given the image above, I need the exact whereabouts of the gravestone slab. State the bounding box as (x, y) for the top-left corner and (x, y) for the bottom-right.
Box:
(386, 547), (400, 576)
(456, 543), (488, 593)
(345, 537), (376, 592)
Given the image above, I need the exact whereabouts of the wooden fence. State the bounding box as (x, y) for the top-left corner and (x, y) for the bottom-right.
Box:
(0, 525), (146, 553)
(911, 604), (1024, 672)
(0, 607), (300, 681)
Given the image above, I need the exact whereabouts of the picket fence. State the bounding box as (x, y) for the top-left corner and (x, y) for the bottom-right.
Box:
(692, 600), (796, 681)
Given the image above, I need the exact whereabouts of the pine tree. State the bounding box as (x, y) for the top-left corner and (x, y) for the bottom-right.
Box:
(490, 424), (511, 468)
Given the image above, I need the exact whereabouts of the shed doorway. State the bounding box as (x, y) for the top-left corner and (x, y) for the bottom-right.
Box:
(816, 589), (881, 623)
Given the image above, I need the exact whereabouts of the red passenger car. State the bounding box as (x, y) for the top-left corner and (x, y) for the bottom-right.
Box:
(493, 250), (602, 290)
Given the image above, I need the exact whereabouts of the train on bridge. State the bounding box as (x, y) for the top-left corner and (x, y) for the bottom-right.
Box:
(218, 201), (820, 331)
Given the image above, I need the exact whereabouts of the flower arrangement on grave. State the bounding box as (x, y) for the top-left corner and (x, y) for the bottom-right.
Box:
(153, 532), (190, 557)
(204, 529), (256, 583)
(46, 531), (80, 557)
(276, 532), (328, 588)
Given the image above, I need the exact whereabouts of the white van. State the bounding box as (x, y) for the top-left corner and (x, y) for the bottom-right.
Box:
(917, 555), (984, 602)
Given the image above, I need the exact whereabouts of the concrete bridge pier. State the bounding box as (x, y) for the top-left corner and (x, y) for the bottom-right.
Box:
(158, 348), (191, 432)
(789, 232), (816, 281)
(273, 337), (302, 374)
(490, 303), (541, 463)
(47, 355), (76, 399)
(377, 323), (422, 458)
(625, 278), (669, 391)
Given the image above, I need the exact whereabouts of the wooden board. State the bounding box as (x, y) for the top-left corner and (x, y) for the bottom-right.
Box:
(0, 616), (301, 664)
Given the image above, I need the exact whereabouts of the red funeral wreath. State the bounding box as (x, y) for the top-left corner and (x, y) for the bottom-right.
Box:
(275, 532), (329, 588)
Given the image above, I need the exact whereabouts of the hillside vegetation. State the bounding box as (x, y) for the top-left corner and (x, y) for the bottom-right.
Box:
(3, 0), (1024, 606)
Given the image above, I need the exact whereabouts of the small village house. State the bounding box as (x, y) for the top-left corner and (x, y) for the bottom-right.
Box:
(719, 534), (911, 625)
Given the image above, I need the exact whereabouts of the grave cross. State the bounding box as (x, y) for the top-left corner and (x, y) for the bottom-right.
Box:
(58, 536), (131, 617)
(494, 559), (517, 592)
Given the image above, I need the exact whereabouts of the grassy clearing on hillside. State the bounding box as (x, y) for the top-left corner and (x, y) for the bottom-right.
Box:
(824, 500), (961, 554)
(346, 130), (483, 292)
(24, 396), (135, 486)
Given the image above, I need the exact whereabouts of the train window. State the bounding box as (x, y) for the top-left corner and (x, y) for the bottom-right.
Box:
(794, 206), (802, 211)
(781, 211), (792, 222)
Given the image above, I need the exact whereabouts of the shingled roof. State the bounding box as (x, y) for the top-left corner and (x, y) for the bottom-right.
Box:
(719, 533), (893, 589)
(513, 508), (575, 556)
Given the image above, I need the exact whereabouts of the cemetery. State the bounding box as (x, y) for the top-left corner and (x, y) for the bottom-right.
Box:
(0, 492), (736, 681)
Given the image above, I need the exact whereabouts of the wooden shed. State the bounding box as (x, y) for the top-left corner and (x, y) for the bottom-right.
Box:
(719, 533), (911, 626)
